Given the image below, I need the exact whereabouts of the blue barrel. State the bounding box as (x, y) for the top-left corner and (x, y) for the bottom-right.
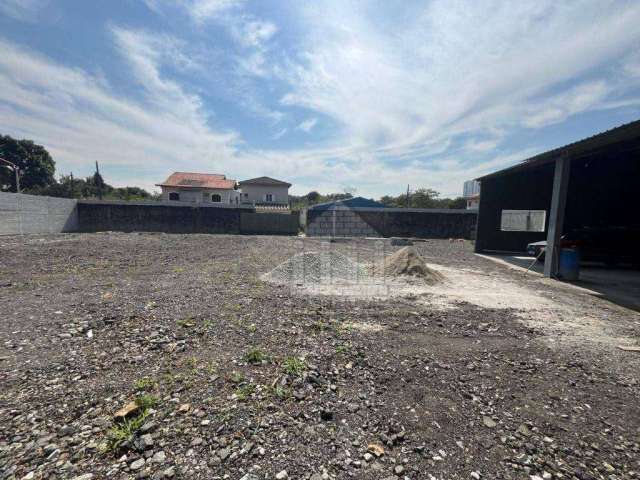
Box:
(558, 248), (580, 280)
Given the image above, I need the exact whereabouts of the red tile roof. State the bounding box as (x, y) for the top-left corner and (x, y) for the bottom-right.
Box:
(156, 172), (237, 189)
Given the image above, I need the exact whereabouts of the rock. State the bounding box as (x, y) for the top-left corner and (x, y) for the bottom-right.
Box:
(471, 472), (481, 479)
(21, 473), (34, 480)
(140, 421), (157, 434)
(367, 444), (385, 457)
(135, 434), (154, 450)
(275, 471), (288, 479)
(363, 452), (374, 462)
(320, 409), (334, 421)
(177, 403), (190, 414)
(239, 475), (259, 480)
(130, 458), (146, 470)
(152, 451), (166, 463)
(482, 416), (497, 428)
(394, 465), (405, 474)
(114, 401), (140, 422)
(162, 466), (175, 478)
(71, 475), (95, 480)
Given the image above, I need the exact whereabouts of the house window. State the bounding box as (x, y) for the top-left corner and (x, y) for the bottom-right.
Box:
(265, 193), (273, 202)
(211, 194), (221, 203)
(169, 192), (180, 201)
(500, 210), (546, 232)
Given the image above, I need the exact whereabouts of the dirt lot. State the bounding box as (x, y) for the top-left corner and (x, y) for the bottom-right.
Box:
(1, 233), (639, 480)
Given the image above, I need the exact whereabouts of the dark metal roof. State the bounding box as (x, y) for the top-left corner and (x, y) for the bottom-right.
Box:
(476, 119), (640, 181)
(308, 196), (386, 210)
(239, 176), (291, 187)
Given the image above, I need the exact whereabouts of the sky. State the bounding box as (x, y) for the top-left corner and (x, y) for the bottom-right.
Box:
(1, 0), (639, 198)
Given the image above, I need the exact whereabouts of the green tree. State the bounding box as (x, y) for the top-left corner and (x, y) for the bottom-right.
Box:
(0, 135), (56, 192)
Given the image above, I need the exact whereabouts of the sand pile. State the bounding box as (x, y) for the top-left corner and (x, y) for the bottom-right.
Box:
(383, 246), (444, 284)
(264, 251), (367, 285)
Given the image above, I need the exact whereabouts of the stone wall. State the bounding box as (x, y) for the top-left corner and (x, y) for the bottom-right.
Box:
(0, 192), (78, 235)
(77, 200), (299, 235)
(305, 207), (477, 239)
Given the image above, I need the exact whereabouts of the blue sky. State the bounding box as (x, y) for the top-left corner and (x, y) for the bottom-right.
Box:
(1, 0), (639, 197)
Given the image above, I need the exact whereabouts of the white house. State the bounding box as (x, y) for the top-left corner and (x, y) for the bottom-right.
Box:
(156, 172), (240, 205)
(238, 176), (291, 205)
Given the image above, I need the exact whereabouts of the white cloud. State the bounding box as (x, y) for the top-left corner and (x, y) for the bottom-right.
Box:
(296, 117), (317, 133)
(0, 34), (237, 190)
(144, 0), (243, 24)
(279, 1), (640, 157)
(0, 0), (47, 22)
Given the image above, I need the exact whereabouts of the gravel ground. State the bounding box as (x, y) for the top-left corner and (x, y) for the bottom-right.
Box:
(1, 233), (639, 480)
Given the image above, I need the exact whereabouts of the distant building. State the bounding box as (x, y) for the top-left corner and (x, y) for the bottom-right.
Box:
(156, 172), (240, 204)
(238, 176), (291, 206)
(463, 180), (481, 210)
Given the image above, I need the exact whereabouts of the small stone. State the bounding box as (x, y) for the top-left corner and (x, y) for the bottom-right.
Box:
(177, 403), (191, 413)
(21, 473), (34, 480)
(162, 466), (175, 478)
(394, 465), (405, 475)
(471, 472), (481, 480)
(114, 401), (140, 422)
(135, 434), (154, 450)
(130, 458), (146, 470)
(482, 416), (497, 428)
(367, 444), (385, 457)
(320, 409), (333, 421)
(152, 451), (166, 463)
(363, 452), (374, 462)
(240, 475), (259, 480)
(71, 475), (95, 480)
(139, 421), (157, 434)
(275, 471), (288, 480)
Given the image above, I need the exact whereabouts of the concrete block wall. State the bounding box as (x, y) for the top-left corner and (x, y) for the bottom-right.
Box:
(306, 207), (477, 239)
(0, 192), (78, 235)
(77, 201), (242, 234)
(240, 211), (299, 235)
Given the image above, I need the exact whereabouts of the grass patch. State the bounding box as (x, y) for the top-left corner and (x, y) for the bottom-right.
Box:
(335, 343), (351, 354)
(176, 318), (195, 328)
(228, 371), (245, 384)
(134, 377), (157, 391)
(244, 347), (269, 364)
(105, 395), (158, 452)
(282, 356), (306, 376)
(235, 383), (256, 401)
(270, 385), (291, 400)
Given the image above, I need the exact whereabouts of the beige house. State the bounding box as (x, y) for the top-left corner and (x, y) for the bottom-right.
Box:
(156, 172), (240, 205)
(238, 176), (291, 206)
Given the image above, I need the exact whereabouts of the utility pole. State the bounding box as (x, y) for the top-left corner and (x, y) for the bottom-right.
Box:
(0, 157), (20, 193)
(95, 161), (103, 200)
(406, 184), (410, 208)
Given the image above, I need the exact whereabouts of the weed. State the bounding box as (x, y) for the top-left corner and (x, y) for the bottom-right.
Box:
(202, 319), (214, 329)
(106, 411), (149, 451)
(105, 395), (158, 452)
(282, 356), (306, 376)
(134, 377), (157, 391)
(335, 343), (351, 354)
(135, 394), (158, 410)
(228, 371), (245, 384)
(176, 318), (195, 328)
(235, 383), (256, 401)
(246, 323), (257, 333)
(270, 385), (291, 400)
(311, 321), (330, 332)
(244, 348), (268, 364)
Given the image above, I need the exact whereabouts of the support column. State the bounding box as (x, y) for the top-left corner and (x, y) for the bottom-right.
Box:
(544, 155), (571, 277)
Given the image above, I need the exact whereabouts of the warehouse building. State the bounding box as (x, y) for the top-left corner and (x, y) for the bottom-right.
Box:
(475, 120), (640, 278)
